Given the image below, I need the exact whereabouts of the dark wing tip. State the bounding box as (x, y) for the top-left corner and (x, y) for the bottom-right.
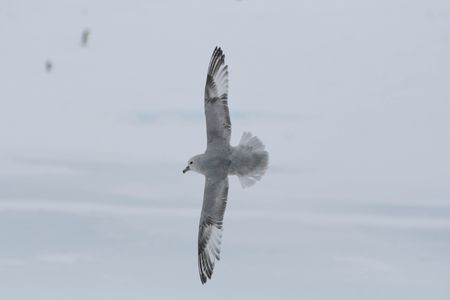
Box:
(198, 251), (213, 284)
(208, 47), (226, 76)
(198, 222), (222, 285)
(213, 46), (223, 56)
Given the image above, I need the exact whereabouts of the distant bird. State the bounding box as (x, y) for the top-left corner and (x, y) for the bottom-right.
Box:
(81, 28), (90, 47)
(183, 47), (269, 284)
(45, 60), (53, 73)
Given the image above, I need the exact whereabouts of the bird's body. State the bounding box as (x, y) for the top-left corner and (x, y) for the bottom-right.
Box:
(183, 47), (269, 284)
(187, 151), (229, 177)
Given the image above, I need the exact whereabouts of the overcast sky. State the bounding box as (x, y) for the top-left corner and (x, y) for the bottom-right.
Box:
(1, 0), (449, 299)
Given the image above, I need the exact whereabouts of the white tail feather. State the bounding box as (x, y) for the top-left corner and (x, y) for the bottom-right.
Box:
(230, 132), (269, 188)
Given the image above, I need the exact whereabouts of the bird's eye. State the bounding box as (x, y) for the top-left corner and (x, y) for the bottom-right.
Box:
(190, 161), (193, 165)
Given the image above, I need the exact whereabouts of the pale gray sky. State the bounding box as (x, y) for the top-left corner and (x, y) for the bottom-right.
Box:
(0, 0), (449, 299)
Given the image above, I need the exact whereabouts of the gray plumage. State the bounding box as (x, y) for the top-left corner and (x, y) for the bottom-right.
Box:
(183, 47), (269, 284)
(81, 29), (90, 47)
(45, 60), (53, 73)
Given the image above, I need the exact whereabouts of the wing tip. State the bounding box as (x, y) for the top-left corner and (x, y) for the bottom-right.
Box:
(208, 46), (226, 76)
(198, 252), (214, 284)
(213, 46), (223, 56)
(198, 223), (224, 285)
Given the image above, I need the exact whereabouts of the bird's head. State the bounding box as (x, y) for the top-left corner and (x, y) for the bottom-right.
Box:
(183, 155), (202, 174)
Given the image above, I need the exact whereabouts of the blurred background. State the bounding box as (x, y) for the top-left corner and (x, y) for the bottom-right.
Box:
(1, 0), (449, 299)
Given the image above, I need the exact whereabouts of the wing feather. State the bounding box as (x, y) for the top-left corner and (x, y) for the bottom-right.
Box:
(198, 176), (228, 284)
(204, 47), (231, 146)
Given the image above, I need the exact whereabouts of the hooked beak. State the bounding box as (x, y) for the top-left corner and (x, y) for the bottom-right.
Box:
(182, 166), (190, 174)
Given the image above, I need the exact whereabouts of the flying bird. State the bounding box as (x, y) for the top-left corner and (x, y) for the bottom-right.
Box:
(81, 28), (90, 47)
(45, 60), (53, 73)
(183, 47), (269, 284)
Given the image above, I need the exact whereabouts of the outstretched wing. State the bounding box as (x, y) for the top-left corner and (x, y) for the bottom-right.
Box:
(198, 176), (229, 284)
(204, 47), (231, 146)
